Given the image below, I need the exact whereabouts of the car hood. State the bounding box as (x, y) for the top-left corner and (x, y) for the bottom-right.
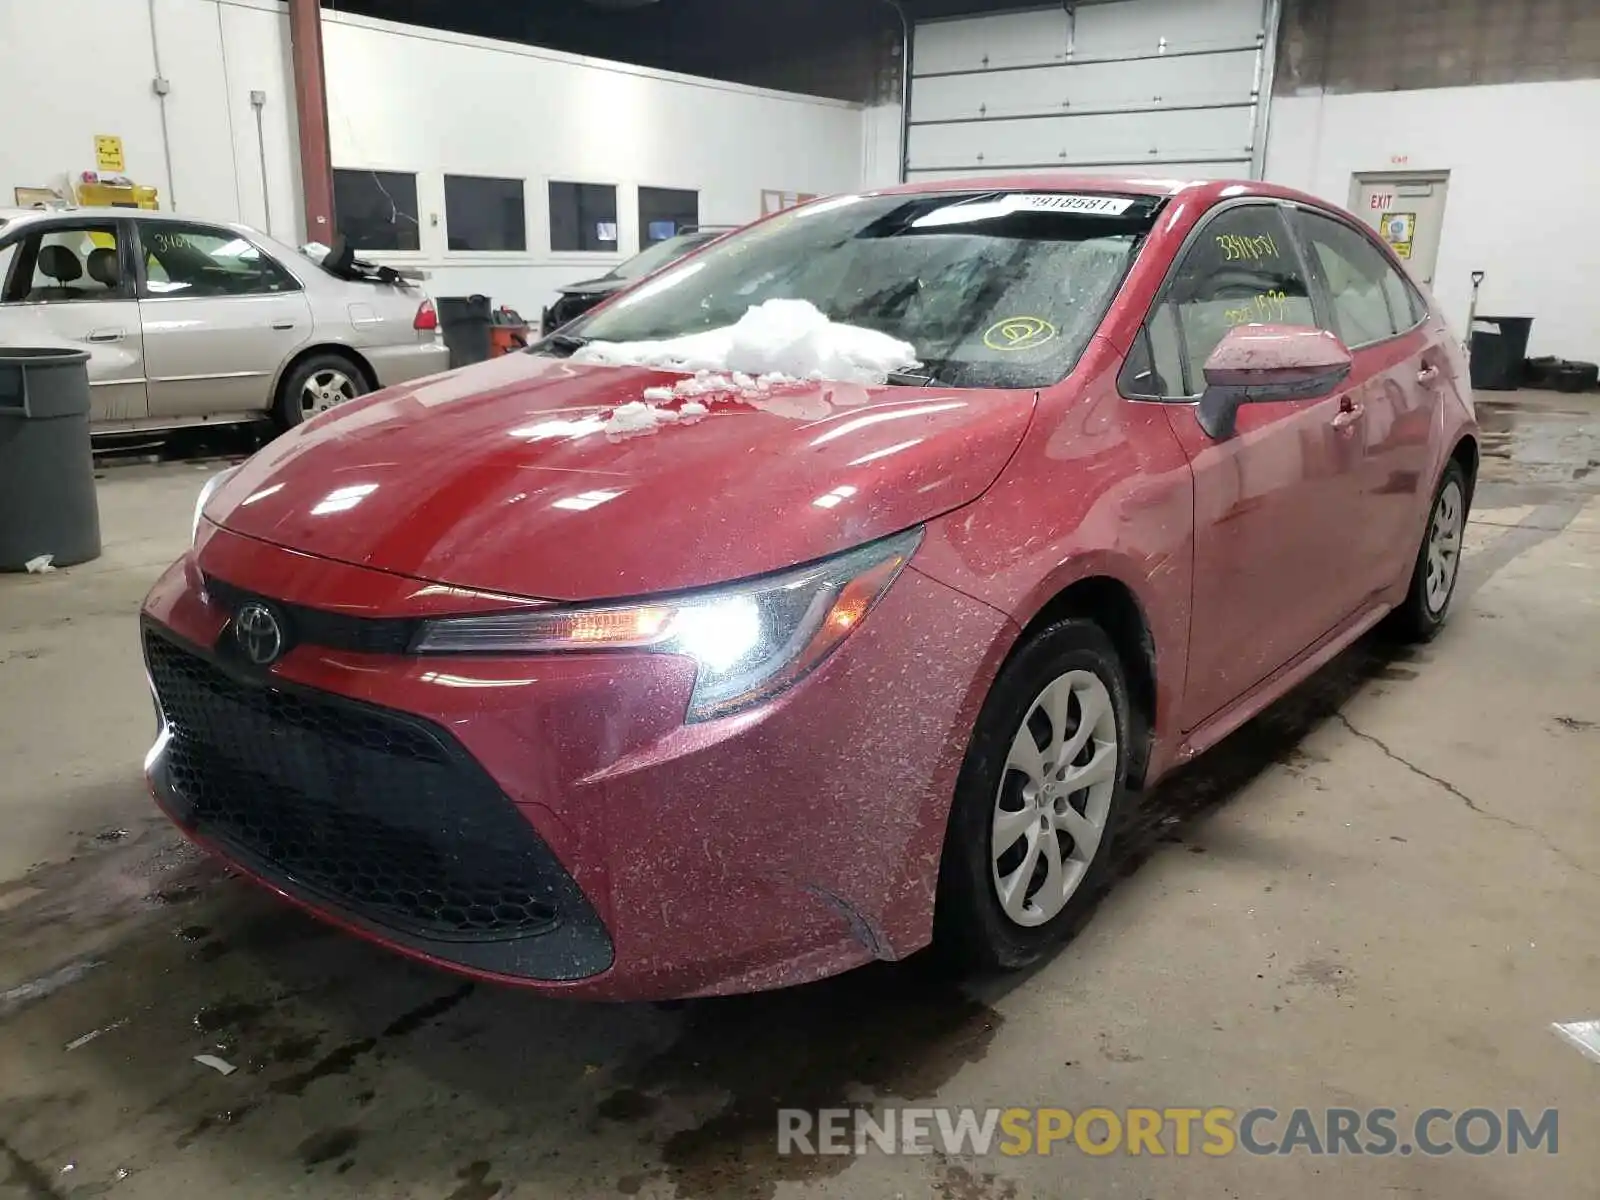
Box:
(205, 353), (1037, 602)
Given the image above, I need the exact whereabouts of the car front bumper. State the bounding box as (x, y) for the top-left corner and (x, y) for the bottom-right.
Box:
(141, 524), (1012, 999)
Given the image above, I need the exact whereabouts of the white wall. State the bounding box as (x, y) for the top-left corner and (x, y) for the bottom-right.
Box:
(1, 2), (866, 318)
(0, 0), (299, 237)
(1265, 81), (1600, 359)
(322, 11), (865, 315)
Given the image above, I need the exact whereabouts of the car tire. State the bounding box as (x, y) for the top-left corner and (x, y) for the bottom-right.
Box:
(1390, 459), (1469, 642)
(273, 353), (368, 429)
(934, 618), (1132, 972)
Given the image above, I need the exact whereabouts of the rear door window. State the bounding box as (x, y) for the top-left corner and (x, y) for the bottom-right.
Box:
(1292, 210), (1418, 346)
(1, 225), (128, 304)
(138, 223), (300, 298)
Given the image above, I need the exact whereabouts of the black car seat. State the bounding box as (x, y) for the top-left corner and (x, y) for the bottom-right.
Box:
(86, 247), (121, 291)
(30, 245), (84, 301)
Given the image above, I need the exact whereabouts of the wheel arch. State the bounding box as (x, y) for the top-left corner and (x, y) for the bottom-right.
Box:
(271, 342), (379, 409)
(1012, 574), (1159, 789)
(1449, 432), (1480, 507)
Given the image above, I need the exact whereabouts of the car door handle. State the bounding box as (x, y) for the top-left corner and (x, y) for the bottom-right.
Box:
(86, 328), (124, 343)
(1417, 364), (1441, 386)
(272, 321), (296, 331)
(1331, 402), (1365, 429)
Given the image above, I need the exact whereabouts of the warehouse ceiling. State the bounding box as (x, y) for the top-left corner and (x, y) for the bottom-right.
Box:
(325, 0), (1024, 101)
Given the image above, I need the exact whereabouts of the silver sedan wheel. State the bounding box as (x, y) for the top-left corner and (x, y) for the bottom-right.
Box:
(1425, 478), (1464, 613)
(301, 368), (359, 418)
(991, 670), (1119, 928)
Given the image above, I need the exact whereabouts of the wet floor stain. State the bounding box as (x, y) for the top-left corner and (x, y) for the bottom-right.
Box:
(297, 1125), (361, 1168)
(933, 1156), (1020, 1200)
(268, 983), (474, 1097)
(1, 1135), (65, 1200)
(148, 883), (201, 907)
(1375, 665), (1419, 681)
(267, 1032), (321, 1065)
(445, 1160), (503, 1200)
(192, 998), (273, 1035)
(1476, 397), (1600, 484)
(596, 1088), (661, 1123)
(1288, 956), (1355, 998)
(589, 964), (1002, 1198)
(174, 1104), (257, 1151)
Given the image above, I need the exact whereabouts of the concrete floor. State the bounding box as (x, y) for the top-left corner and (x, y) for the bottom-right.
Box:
(1, 392), (1596, 1200)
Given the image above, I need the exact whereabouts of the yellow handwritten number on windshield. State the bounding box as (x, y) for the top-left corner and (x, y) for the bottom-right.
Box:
(984, 316), (1058, 352)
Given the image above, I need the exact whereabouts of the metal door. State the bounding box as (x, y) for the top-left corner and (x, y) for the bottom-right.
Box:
(1291, 206), (1438, 598)
(1136, 202), (1368, 730)
(1349, 172), (1450, 284)
(135, 221), (311, 418)
(907, 0), (1282, 181)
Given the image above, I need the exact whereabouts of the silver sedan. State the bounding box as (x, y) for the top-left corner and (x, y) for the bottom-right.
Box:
(0, 207), (450, 435)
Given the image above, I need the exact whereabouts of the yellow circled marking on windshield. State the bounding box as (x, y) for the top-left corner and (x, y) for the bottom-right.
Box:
(983, 316), (1057, 352)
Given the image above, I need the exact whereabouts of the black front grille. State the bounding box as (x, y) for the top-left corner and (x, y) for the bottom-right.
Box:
(145, 626), (576, 945)
(204, 576), (418, 657)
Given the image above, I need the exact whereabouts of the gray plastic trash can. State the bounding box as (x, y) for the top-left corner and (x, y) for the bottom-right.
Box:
(0, 348), (102, 570)
(438, 295), (494, 369)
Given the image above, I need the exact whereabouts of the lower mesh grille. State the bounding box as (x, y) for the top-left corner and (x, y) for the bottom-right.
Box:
(144, 627), (568, 943)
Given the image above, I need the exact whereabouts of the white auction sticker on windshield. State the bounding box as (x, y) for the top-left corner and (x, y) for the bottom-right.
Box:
(915, 192), (1134, 228)
(1011, 193), (1134, 215)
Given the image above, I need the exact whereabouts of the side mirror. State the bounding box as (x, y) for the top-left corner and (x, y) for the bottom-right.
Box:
(1195, 325), (1353, 440)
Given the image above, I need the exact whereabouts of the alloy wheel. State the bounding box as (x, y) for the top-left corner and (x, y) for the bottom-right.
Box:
(301, 368), (358, 418)
(991, 669), (1119, 927)
(1425, 479), (1464, 613)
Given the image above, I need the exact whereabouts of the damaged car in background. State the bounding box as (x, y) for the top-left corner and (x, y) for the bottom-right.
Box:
(0, 208), (447, 437)
(141, 178), (1477, 999)
(540, 226), (734, 334)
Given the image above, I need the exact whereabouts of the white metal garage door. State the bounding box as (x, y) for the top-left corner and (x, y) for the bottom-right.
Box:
(907, 0), (1281, 182)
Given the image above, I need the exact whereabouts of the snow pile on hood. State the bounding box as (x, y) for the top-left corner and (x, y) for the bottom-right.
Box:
(602, 398), (710, 439)
(572, 299), (918, 385)
(641, 370), (796, 404)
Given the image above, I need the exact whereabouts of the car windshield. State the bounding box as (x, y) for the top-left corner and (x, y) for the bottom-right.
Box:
(568, 191), (1160, 389)
(611, 233), (716, 282)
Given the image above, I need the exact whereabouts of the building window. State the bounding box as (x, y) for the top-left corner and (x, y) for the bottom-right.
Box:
(444, 175), (526, 252)
(332, 169), (420, 252)
(549, 182), (619, 252)
(638, 187), (700, 245)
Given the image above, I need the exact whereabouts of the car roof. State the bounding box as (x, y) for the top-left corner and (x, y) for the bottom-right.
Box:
(865, 174), (1328, 208)
(0, 206), (259, 232)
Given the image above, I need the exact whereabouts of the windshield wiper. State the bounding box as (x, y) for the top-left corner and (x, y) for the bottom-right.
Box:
(886, 365), (942, 387)
(534, 332), (590, 358)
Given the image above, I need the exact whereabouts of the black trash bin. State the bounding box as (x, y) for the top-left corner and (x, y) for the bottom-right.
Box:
(1468, 316), (1534, 391)
(437, 295), (494, 369)
(0, 348), (102, 571)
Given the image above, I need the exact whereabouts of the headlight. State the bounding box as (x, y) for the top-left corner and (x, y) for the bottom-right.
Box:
(412, 527), (923, 722)
(192, 465), (240, 546)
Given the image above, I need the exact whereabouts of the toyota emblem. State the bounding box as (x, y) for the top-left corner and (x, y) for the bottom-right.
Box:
(234, 601), (285, 666)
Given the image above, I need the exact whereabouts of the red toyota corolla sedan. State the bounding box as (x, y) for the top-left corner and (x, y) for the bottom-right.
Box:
(142, 177), (1477, 1000)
